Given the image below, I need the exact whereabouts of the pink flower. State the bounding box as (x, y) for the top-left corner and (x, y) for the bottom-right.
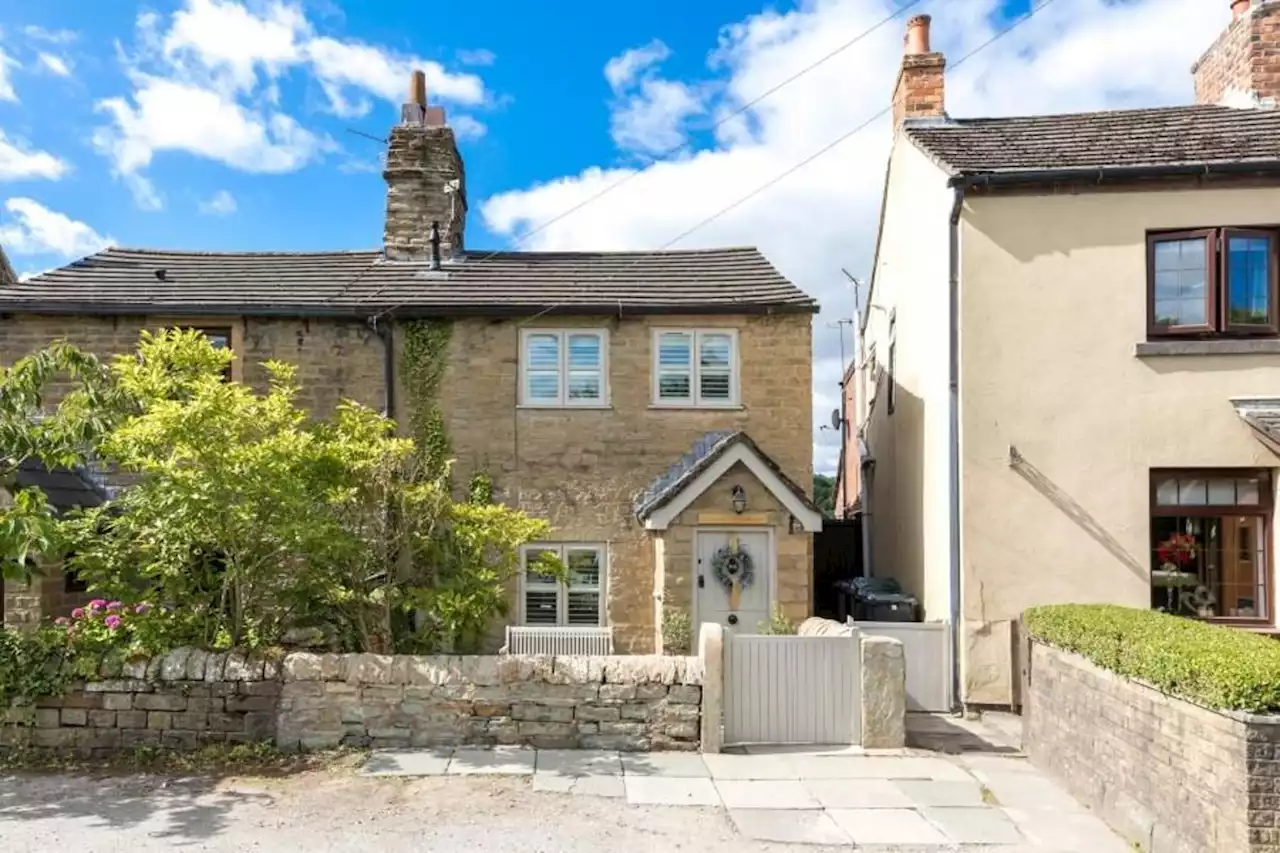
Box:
(107, 601), (122, 612)
(134, 603), (151, 614)
(88, 599), (107, 611)
(104, 615), (122, 630)
(71, 607), (85, 619)
(54, 617), (69, 626)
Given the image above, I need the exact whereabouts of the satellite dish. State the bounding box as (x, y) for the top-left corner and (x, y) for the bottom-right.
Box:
(830, 408), (842, 431)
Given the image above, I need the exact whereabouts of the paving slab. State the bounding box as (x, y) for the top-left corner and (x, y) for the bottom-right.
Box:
(624, 776), (721, 807)
(621, 751), (709, 778)
(972, 768), (1087, 811)
(924, 806), (1023, 845)
(447, 746), (536, 776)
(740, 743), (866, 757)
(535, 749), (622, 776)
(1003, 806), (1133, 853)
(531, 772), (575, 794)
(895, 779), (987, 807)
(571, 774), (626, 798)
(702, 752), (797, 780)
(792, 755), (972, 781)
(714, 780), (818, 810)
(802, 778), (914, 809)
(729, 808), (852, 845)
(359, 748), (453, 777)
(828, 807), (950, 845)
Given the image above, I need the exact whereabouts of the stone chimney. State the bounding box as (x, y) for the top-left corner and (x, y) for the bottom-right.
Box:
(892, 15), (946, 126)
(1193, 0), (1280, 108)
(383, 70), (467, 261)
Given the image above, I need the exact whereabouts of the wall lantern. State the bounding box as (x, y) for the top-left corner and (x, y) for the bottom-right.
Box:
(731, 485), (748, 514)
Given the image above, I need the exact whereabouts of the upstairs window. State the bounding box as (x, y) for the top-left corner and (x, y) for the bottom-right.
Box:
(1148, 228), (1278, 338)
(520, 544), (606, 627)
(652, 329), (739, 407)
(520, 329), (607, 407)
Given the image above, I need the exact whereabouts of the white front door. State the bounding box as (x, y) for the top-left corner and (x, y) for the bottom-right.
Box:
(695, 530), (771, 632)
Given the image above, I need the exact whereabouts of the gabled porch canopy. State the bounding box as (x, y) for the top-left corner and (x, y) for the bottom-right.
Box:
(633, 431), (823, 532)
(1232, 397), (1280, 455)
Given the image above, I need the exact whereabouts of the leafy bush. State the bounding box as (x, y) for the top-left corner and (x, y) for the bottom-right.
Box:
(1024, 604), (1280, 713)
(661, 608), (692, 655)
(0, 625), (79, 707)
(757, 604), (797, 635)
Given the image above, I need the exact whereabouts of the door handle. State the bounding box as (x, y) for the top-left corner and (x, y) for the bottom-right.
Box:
(697, 575), (705, 588)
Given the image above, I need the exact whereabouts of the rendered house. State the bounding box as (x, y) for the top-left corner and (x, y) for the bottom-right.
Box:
(858, 4), (1280, 707)
(0, 74), (822, 649)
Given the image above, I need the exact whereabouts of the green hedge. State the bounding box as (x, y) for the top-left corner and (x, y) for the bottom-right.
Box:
(1024, 604), (1280, 714)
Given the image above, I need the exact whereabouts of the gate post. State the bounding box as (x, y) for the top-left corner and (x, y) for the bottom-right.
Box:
(698, 622), (724, 754)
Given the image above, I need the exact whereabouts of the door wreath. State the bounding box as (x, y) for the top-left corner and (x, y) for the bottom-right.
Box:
(712, 542), (755, 611)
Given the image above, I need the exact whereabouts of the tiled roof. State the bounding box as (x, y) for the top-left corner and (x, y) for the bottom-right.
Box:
(633, 431), (817, 520)
(0, 246), (817, 316)
(905, 105), (1280, 176)
(14, 459), (111, 513)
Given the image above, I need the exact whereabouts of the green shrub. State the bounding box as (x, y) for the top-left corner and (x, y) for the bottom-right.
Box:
(661, 608), (692, 655)
(1024, 604), (1280, 713)
(757, 604), (797, 636)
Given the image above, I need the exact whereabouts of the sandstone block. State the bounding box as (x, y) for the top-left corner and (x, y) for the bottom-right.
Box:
(598, 684), (637, 704)
(224, 653), (264, 681)
(135, 693), (187, 712)
(512, 703), (573, 723)
(518, 721), (575, 737)
(576, 705), (621, 723)
(84, 679), (148, 693)
(635, 684), (668, 701)
(147, 712), (173, 730)
(581, 733), (648, 751)
(102, 693), (134, 711)
(88, 710), (116, 728)
(116, 710), (147, 729)
(283, 653), (323, 682)
(184, 650), (209, 681)
(60, 708), (87, 727)
(203, 653), (228, 682)
(599, 721), (646, 736)
(667, 685), (701, 705)
(122, 658), (149, 679)
(160, 648), (193, 681)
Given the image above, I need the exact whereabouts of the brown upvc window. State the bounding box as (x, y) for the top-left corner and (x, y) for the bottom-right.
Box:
(1148, 228), (1279, 338)
(1150, 469), (1272, 625)
(193, 327), (233, 381)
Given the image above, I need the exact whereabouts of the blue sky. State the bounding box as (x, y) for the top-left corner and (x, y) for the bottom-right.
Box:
(0, 0), (1238, 471)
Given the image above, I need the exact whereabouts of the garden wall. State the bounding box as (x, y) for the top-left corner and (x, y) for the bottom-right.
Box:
(1023, 640), (1280, 853)
(277, 653), (703, 752)
(0, 649), (280, 755)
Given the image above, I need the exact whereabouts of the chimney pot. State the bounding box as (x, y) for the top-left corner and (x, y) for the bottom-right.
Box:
(905, 14), (932, 55)
(409, 70), (427, 106)
(1232, 0), (1251, 22)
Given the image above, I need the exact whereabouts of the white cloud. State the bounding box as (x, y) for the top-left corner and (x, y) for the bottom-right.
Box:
(0, 132), (68, 181)
(22, 26), (78, 45)
(456, 48), (495, 67)
(605, 40), (670, 92)
(0, 198), (113, 258)
(481, 0), (1231, 474)
(199, 189), (237, 215)
(0, 47), (18, 102)
(305, 36), (485, 118)
(450, 115), (487, 140)
(123, 172), (164, 211)
(37, 53), (71, 77)
(163, 0), (306, 92)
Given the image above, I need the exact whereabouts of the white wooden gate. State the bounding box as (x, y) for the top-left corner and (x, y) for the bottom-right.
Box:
(724, 631), (861, 746)
(854, 621), (951, 712)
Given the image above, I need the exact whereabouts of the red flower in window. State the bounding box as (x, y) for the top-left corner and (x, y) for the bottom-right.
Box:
(1156, 533), (1197, 568)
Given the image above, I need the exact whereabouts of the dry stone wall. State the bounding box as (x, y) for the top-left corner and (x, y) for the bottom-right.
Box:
(0, 649), (280, 755)
(1024, 640), (1280, 853)
(277, 653), (703, 752)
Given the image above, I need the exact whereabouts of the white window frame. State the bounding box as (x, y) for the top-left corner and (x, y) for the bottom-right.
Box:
(519, 328), (609, 408)
(650, 328), (740, 408)
(518, 543), (608, 627)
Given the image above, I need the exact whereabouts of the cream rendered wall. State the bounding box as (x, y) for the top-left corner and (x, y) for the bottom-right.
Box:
(861, 137), (955, 623)
(959, 185), (1280, 706)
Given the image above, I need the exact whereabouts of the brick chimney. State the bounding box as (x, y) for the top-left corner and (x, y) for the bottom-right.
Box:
(383, 70), (467, 261)
(1193, 0), (1280, 108)
(892, 15), (946, 126)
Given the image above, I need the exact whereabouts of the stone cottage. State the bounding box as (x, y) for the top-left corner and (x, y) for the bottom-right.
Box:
(0, 72), (821, 651)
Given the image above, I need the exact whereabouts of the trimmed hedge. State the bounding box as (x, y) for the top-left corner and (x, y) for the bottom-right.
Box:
(1024, 604), (1280, 714)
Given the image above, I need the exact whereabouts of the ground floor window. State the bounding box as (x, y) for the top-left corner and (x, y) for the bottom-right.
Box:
(519, 544), (606, 627)
(1150, 470), (1271, 623)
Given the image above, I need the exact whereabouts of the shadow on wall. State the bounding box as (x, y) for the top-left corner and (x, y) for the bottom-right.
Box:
(0, 774), (272, 843)
(1008, 446), (1146, 582)
(867, 383), (927, 602)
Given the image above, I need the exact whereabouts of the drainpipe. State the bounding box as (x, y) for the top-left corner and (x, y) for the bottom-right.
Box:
(947, 184), (965, 715)
(368, 315), (396, 420)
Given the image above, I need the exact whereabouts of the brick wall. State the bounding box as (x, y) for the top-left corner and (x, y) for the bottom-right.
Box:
(0, 649), (280, 756)
(1193, 1), (1280, 106)
(277, 653), (702, 753)
(1023, 640), (1280, 853)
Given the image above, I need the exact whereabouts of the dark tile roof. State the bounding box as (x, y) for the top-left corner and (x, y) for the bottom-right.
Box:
(14, 459), (111, 513)
(633, 430), (818, 520)
(905, 105), (1280, 176)
(0, 246), (817, 317)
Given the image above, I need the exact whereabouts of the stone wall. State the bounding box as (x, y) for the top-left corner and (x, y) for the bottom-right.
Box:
(0, 649), (280, 756)
(277, 653), (703, 752)
(1023, 640), (1280, 853)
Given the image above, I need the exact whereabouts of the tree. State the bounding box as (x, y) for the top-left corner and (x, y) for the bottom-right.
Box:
(813, 474), (836, 517)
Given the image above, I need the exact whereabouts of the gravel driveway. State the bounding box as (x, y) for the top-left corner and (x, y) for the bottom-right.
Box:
(1, 770), (849, 853)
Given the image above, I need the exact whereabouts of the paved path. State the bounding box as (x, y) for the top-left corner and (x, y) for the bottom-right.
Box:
(360, 745), (1130, 850)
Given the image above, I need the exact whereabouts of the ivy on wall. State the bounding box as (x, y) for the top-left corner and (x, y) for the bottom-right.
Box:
(400, 320), (453, 478)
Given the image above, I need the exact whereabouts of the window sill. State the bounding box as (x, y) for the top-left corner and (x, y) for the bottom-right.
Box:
(517, 404), (612, 411)
(1135, 339), (1280, 357)
(648, 403), (745, 411)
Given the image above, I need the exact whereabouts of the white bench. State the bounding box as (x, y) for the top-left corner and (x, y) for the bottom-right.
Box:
(501, 626), (614, 656)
